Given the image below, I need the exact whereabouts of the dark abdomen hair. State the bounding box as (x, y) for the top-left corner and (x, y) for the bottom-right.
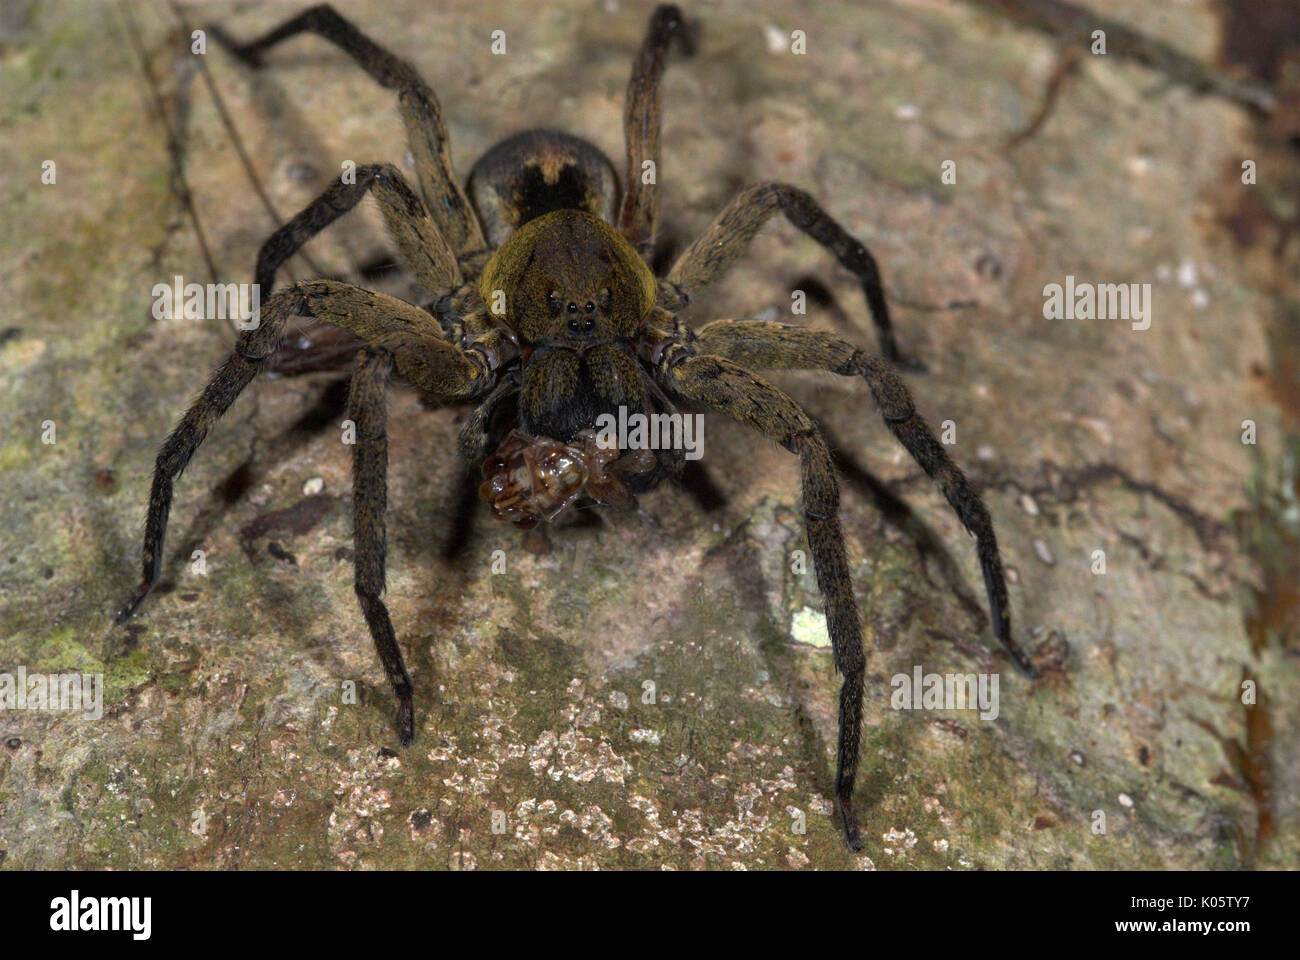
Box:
(467, 129), (620, 248)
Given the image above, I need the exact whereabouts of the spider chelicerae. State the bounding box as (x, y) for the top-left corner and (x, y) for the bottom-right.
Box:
(116, 3), (1038, 851)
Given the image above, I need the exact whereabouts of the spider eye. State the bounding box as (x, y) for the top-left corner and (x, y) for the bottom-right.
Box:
(584, 301), (595, 313)
(596, 288), (612, 311)
(546, 292), (562, 314)
(566, 301), (579, 313)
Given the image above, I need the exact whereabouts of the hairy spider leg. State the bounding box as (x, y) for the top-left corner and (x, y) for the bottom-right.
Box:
(209, 3), (486, 257)
(117, 281), (487, 744)
(666, 182), (919, 370)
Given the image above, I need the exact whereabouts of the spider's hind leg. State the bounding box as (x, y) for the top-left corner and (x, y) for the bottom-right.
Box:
(618, 3), (694, 259)
(657, 354), (867, 849)
(692, 318), (1038, 677)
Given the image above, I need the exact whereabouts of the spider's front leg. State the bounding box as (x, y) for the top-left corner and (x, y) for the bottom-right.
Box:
(664, 183), (921, 370)
(209, 3), (486, 258)
(248, 162), (463, 375)
(115, 285), (304, 625)
(252, 163), (461, 302)
(692, 318), (1039, 678)
(343, 325), (498, 744)
(651, 343), (868, 849)
(118, 280), (491, 745)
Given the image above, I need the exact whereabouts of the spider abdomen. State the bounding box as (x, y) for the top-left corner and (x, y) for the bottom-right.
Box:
(468, 129), (619, 248)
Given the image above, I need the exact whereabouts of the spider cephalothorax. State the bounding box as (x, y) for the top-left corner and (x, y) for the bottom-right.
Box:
(479, 209), (658, 443)
(117, 3), (1038, 852)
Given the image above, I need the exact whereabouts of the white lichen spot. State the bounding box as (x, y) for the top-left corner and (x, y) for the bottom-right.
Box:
(761, 766), (798, 792)
(514, 823), (541, 847)
(1126, 155), (1153, 176)
(735, 781), (763, 812)
(488, 740), (526, 763)
(630, 794), (660, 822)
(426, 740), (458, 763)
(630, 728), (661, 745)
(574, 702), (602, 727)
(302, 476), (324, 495)
(882, 826), (918, 855)
(528, 730), (558, 774)
(790, 606), (829, 647)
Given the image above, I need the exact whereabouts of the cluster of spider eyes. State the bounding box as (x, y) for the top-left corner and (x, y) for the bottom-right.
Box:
(547, 288), (612, 334)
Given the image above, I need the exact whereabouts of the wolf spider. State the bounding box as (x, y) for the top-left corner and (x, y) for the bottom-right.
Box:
(116, 3), (1037, 851)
